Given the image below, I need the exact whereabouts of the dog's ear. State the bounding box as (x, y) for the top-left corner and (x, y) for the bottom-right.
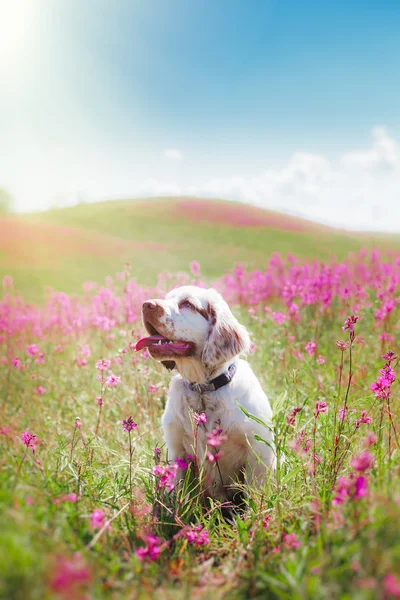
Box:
(202, 291), (250, 369)
(161, 360), (176, 371)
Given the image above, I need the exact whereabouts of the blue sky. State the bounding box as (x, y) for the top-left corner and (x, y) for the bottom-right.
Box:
(1, 0), (400, 229)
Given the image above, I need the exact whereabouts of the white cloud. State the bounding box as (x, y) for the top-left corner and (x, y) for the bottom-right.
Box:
(139, 127), (400, 232)
(164, 148), (183, 161)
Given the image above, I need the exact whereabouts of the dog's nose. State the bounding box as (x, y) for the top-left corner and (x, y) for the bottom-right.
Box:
(142, 301), (157, 311)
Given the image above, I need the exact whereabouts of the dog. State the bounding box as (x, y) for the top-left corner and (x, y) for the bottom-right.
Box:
(136, 286), (274, 504)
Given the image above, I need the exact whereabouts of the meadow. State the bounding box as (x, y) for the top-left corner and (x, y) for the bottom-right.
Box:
(1, 200), (400, 599)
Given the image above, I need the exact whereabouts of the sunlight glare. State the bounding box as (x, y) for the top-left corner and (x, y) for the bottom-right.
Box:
(0, 0), (34, 65)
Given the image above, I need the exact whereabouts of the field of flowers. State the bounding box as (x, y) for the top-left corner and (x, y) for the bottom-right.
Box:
(1, 249), (399, 599)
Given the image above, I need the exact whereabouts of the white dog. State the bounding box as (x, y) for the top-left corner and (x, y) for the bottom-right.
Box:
(136, 286), (274, 503)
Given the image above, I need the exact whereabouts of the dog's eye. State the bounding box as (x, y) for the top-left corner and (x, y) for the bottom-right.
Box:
(179, 300), (194, 310)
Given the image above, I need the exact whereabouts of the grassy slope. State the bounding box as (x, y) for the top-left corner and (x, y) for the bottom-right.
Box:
(1, 197), (400, 300)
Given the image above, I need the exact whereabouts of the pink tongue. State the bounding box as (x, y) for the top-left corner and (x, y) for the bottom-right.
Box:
(135, 335), (191, 355)
(135, 335), (165, 351)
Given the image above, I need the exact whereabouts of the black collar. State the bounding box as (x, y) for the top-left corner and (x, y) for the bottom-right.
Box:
(185, 362), (237, 394)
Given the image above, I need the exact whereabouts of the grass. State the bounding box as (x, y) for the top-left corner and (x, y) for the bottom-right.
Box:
(2, 196), (400, 301)
(1, 246), (399, 599)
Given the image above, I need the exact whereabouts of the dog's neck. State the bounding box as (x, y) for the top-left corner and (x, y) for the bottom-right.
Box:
(174, 357), (236, 385)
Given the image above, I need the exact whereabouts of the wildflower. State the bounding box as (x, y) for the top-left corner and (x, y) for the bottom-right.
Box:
(153, 447), (161, 457)
(317, 355), (326, 364)
(122, 416), (137, 432)
(336, 340), (350, 351)
(351, 451), (375, 472)
(90, 509), (105, 529)
(175, 457), (189, 470)
(305, 341), (317, 356)
(286, 406), (302, 426)
(272, 311), (286, 325)
(206, 428), (227, 447)
(105, 373), (120, 387)
(35, 352), (45, 365)
(21, 431), (37, 453)
(333, 473), (368, 505)
(354, 476), (368, 499)
(153, 464), (177, 491)
(34, 386), (45, 395)
(193, 412), (207, 426)
(180, 524), (210, 545)
(283, 533), (301, 550)
(136, 533), (162, 561)
(314, 401), (328, 417)
(26, 344), (39, 357)
(2, 275), (13, 289)
(364, 432), (377, 447)
(342, 314), (359, 332)
(190, 261), (200, 277)
(74, 418), (81, 429)
(262, 514), (272, 529)
(384, 573), (400, 598)
(50, 553), (90, 597)
(382, 350), (398, 363)
(148, 384), (158, 393)
(12, 357), (20, 368)
(206, 449), (224, 463)
(355, 410), (372, 428)
(96, 396), (103, 406)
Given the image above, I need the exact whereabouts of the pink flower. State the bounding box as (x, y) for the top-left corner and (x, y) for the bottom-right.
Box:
(96, 359), (111, 371)
(382, 350), (398, 363)
(175, 457), (189, 470)
(286, 406), (302, 426)
(34, 386), (45, 395)
(190, 261), (200, 277)
(333, 474), (368, 505)
(90, 508), (105, 529)
(305, 341), (317, 356)
(314, 401), (328, 418)
(336, 340), (350, 351)
(3, 274), (13, 289)
(206, 428), (227, 448)
(96, 396), (103, 406)
(21, 431), (37, 453)
(351, 452), (375, 472)
(316, 355), (326, 364)
(35, 352), (45, 365)
(105, 373), (120, 387)
(342, 314), (359, 332)
(12, 357), (21, 368)
(283, 533), (301, 550)
(262, 514), (272, 529)
(272, 312), (286, 325)
(180, 524), (210, 545)
(122, 416), (137, 432)
(206, 450), (224, 463)
(153, 464), (178, 491)
(193, 412), (207, 426)
(355, 410), (372, 428)
(148, 384), (159, 393)
(50, 553), (90, 597)
(26, 344), (39, 357)
(384, 573), (400, 598)
(135, 533), (162, 561)
(74, 418), (81, 428)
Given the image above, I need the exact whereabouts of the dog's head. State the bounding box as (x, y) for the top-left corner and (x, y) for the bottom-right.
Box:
(136, 286), (250, 382)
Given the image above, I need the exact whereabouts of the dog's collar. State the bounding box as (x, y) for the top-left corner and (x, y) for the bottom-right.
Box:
(185, 362), (237, 394)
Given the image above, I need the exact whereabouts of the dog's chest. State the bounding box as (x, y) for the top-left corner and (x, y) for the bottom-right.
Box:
(179, 390), (229, 435)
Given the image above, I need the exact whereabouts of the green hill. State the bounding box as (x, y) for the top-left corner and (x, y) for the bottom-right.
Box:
(1, 197), (399, 301)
